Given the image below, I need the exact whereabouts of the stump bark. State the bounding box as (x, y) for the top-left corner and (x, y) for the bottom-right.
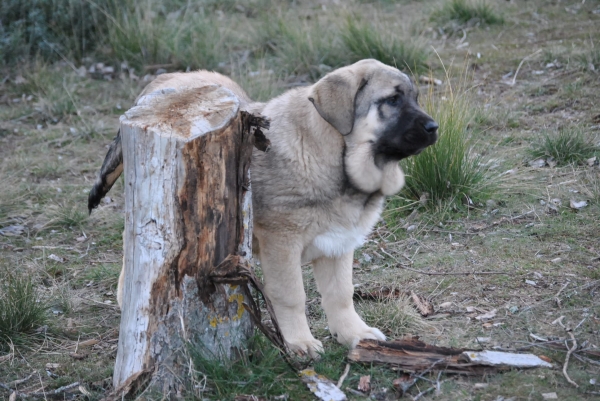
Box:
(113, 85), (259, 397)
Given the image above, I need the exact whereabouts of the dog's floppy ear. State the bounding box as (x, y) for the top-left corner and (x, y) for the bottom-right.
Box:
(308, 70), (367, 136)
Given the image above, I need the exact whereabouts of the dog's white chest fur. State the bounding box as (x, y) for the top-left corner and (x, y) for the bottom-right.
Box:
(312, 225), (368, 258)
(302, 196), (384, 262)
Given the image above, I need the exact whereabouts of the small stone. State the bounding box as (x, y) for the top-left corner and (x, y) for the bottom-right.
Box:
(569, 199), (588, 210)
(525, 280), (537, 286)
(528, 158), (546, 168)
(474, 383), (489, 389)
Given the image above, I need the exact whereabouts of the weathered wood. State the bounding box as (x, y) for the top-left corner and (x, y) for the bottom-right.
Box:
(348, 338), (553, 374)
(113, 84), (260, 397)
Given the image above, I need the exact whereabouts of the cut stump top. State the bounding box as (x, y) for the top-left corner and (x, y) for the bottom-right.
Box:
(121, 84), (240, 141)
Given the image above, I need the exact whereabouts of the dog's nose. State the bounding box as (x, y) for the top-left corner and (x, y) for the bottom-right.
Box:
(423, 120), (438, 134)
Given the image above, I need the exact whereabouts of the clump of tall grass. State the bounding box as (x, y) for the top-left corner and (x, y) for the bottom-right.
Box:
(0, 273), (48, 350)
(527, 127), (599, 166)
(103, 3), (226, 71)
(257, 17), (347, 80)
(431, 0), (504, 26)
(576, 45), (600, 71)
(0, 0), (109, 64)
(391, 69), (495, 213)
(341, 18), (429, 74)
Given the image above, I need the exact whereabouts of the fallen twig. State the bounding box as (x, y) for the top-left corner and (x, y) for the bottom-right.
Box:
(413, 385), (435, 401)
(336, 364), (350, 389)
(398, 265), (509, 276)
(555, 282), (569, 308)
(511, 49), (543, 85)
(562, 332), (579, 388)
(0, 381), (81, 399)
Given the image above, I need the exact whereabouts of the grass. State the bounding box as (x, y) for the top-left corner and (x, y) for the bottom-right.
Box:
(1, 0), (600, 399)
(431, 0), (504, 26)
(261, 17), (347, 80)
(192, 334), (311, 400)
(390, 70), (495, 217)
(0, 272), (48, 350)
(356, 294), (434, 339)
(341, 18), (429, 74)
(528, 127), (599, 166)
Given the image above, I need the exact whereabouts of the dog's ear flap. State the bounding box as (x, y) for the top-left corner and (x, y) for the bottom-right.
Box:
(308, 71), (367, 136)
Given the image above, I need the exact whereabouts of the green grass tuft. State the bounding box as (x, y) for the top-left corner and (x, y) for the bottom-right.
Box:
(527, 127), (599, 166)
(341, 18), (429, 74)
(193, 334), (310, 400)
(391, 73), (495, 214)
(47, 204), (89, 230)
(0, 0), (109, 64)
(431, 0), (504, 26)
(0, 273), (48, 349)
(262, 17), (346, 80)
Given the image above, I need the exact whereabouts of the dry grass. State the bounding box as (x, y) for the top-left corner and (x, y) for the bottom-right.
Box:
(1, 0), (599, 399)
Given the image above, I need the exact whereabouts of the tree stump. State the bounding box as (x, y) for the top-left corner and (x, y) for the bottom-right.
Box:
(113, 85), (261, 397)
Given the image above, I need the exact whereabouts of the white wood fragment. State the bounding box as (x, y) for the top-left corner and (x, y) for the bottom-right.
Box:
(462, 350), (553, 368)
(541, 392), (558, 399)
(300, 369), (347, 401)
(475, 309), (497, 320)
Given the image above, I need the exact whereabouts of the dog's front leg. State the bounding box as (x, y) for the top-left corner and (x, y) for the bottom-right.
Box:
(258, 237), (323, 358)
(313, 252), (386, 347)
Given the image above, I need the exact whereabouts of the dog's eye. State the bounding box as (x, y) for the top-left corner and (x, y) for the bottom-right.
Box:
(385, 95), (400, 106)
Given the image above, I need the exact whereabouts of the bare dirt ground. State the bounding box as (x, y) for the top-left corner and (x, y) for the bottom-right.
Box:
(1, 0), (599, 400)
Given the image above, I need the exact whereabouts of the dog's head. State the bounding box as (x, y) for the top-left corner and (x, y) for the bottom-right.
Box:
(308, 59), (438, 162)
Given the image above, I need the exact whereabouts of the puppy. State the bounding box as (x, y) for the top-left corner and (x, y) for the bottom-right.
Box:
(88, 59), (438, 358)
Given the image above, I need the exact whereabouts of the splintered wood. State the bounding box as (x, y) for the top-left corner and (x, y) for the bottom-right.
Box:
(348, 338), (554, 374)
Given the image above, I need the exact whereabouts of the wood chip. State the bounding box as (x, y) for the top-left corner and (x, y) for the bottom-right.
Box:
(475, 309), (497, 320)
(357, 375), (370, 393)
(78, 339), (100, 347)
(410, 291), (434, 317)
(299, 369), (347, 401)
(541, 392), (558, 400)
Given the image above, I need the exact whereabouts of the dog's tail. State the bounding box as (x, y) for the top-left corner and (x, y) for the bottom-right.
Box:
(88, 131), (124, 213)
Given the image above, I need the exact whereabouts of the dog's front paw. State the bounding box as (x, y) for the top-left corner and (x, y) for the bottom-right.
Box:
(286, 337), (324, 359)
(330, 315), (386, 348)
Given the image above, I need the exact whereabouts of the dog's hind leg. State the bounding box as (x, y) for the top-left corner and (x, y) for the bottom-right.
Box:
(257, 235), (323, 358)
(312, 252), (386, 348)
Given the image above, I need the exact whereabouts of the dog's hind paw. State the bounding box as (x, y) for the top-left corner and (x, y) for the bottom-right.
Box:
(349, 326), (386, 348)
(331, 320), (387, 348)
(286, 338), (324, 360)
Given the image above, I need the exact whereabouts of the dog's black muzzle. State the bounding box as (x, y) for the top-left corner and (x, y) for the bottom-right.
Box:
(375, 112), (439, 161)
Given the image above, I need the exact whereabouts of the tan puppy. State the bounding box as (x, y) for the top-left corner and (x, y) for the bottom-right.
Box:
(88, 59), (438, 358)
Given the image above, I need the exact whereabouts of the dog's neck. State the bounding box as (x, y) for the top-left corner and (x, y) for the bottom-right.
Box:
(341, 109), (405, 196)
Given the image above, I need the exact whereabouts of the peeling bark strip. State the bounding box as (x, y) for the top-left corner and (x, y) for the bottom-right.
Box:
(113, 85), (267, 398)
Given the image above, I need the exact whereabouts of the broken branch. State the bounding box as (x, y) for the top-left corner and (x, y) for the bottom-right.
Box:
(398, 265), (509, 276)
(562, 332), (579, 388)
